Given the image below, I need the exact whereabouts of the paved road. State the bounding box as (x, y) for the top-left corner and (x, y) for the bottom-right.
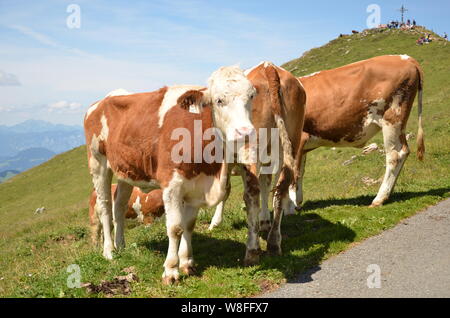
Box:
(262, 199), (450, 298)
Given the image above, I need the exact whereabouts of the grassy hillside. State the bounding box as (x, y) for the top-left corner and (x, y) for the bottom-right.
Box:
(0, 27), (449, 298)
(0, 170), (19, 183)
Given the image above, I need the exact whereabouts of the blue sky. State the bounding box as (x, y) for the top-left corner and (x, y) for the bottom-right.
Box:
(0, 0), (449, 126)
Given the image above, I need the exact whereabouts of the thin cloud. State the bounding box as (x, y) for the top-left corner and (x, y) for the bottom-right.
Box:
(0, 70), (21, 86)
(48, 100), (83, 113)
(0, 106), (14, 112)
(8, 24), (98, 59)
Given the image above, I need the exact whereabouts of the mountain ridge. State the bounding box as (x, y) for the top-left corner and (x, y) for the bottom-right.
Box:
(0, 119), (82, 133)
(0, 120), (84, 157)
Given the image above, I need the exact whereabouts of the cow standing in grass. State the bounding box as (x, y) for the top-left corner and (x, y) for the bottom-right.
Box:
(209, 62), (307, 257)
(84, 66), (257, 284)
(211, 55), (425, 238)
(290, 55), (425, 211)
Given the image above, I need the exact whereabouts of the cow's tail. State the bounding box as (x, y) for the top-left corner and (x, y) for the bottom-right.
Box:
(416, 65), (425, 161)
(264, 62), (296, 179)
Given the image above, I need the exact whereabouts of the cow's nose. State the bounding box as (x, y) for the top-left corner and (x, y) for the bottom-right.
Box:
(235, 126), (256, 139)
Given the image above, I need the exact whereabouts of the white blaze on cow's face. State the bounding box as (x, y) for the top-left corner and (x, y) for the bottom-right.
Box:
(207, 66), (256, 141)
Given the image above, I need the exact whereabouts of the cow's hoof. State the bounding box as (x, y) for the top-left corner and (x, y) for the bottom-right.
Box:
(208, 222), (219, 231)
(114, 242), (125, 250)
(162, 276), (178, 285)
(267, 244), (282, 256)
(180, 265), (196, 276)
(284, 209), (296, 216)
(369, 202), (382, 208)
(259, 220), (271, 233)
(244, 249), (261, 266)
(162, 271), (179, 285)
(103, 249), (114, 260)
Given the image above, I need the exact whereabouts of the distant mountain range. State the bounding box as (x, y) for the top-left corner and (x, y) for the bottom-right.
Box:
(0, 119), (83, 134)
(0, 120), (85, 182)
(0, 120), (85, 157)
(0, 170), (20, 183)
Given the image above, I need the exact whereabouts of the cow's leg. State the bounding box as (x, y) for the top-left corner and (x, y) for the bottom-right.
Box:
(287, 133), (309, 214)
(112, 181), (133, 249)
(209, 201), (225, 231)
(296, 153), (307, 208)
(209, 177), (231, 230)
(90, 158), (114, 259)
(267, 167), (291, 255)
(162, 180), (184, 284)
(91, 203), (103, 246)
(285, 153), (307, 215)
(178, 205), (199, 275)
(259, 173), (272, 233)
(241, 165), (261, 266)
(371, 123), (410, 207)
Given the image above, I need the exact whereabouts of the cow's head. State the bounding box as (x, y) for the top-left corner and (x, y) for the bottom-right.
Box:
(207, 66), (256, 141)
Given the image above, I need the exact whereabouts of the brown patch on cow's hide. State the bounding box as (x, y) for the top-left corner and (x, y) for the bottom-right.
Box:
(177, 90), (205, 110)
(273, 166), (292, 195)
(140, 189), (165, 223)
(85, 87), (168, 184)
(98, 140), (106, 155)
(107, 144), (154, 182)
(88, 189), (98, 226)
(388, 151), (399, 166)
(399, 133), (407, 146)
(384, 80), (418, 128)
(170, 225), (184, 237)
(158, 102), (222, 180)
(399, 133), (410, 153)
(264, 64), (282, 116)
(241, 165), (260, 197)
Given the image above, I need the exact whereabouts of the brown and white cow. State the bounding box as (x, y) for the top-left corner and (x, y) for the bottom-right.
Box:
(211, 55), (424, 238)
(89, 186), (164, 245)
(289, 54), (425, 211)
(210, 62), (307, 257)
(84, 65), (257, 284)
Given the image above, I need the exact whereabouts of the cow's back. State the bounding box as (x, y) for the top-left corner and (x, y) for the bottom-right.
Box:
(300, 55), (422, 147)
(84, 88), (168, 182)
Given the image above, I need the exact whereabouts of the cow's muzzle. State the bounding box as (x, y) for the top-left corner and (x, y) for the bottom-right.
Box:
(232, 126), (256, 141)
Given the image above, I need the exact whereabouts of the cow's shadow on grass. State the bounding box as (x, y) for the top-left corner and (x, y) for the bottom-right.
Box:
(301, 186), (450, 211)
(143, 186), (449, 282)
(144, 212), (356, 283)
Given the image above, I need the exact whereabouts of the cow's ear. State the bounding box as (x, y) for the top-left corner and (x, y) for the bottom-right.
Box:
(177, 90), (205, 114)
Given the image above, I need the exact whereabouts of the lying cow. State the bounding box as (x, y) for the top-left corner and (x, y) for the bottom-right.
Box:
(89, 185), (164, 245)
(211, 55), (425, 232)
(84, 65), (257, 284)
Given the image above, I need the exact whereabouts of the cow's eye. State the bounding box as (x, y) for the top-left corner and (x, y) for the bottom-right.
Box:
(216, 98), (224, 106)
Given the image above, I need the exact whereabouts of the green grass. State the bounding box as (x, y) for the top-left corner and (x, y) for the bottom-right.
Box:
(0, 27), (449, 298)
